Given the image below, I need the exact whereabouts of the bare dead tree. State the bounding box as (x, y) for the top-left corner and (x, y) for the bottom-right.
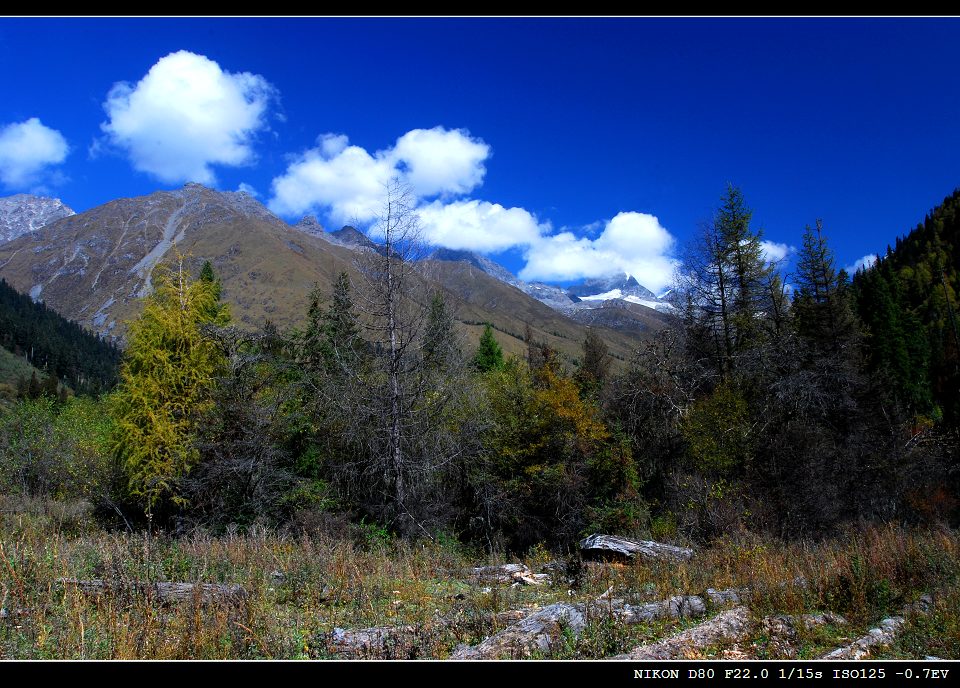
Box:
(290, 180), (481, 536)
(354, 180), (424, 529)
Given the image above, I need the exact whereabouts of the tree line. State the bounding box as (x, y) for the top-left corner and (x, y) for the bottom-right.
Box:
(2, 182), (956, 549)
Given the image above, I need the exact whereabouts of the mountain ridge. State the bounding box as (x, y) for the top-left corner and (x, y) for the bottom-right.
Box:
(0, 184), (667, 363)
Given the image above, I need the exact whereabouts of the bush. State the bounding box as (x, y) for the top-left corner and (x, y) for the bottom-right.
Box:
(0, 396), (114, 500)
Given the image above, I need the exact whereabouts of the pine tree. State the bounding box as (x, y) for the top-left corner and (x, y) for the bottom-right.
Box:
(109, 257), (230, 515)
(423, 292), (460, 372)
(793, 220), (860, 359)
(198, 259), (228, 322)
(853, 260), (932, 414)
(680, 185), (776, 379)
(323, 272), (362, 370)
(473, 323), (504, 372)
(719, 185), (775, 356)
(576, 327), (611, 396)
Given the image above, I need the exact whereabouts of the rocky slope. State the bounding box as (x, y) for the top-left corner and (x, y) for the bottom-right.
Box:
(0, 194), (75, 245)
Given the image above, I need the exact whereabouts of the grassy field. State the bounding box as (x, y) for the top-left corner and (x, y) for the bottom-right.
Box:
(0, 495), (957, 660)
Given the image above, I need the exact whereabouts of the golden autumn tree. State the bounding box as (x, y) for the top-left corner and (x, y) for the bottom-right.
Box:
(478, 349), (639, 549)
(109, 256), (229, 517)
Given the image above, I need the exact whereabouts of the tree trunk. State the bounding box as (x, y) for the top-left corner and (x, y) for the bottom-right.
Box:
(57, 578), (246, 605)
(580, 533), (694, 562)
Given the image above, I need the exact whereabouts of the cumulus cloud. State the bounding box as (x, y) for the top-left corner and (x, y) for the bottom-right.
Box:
(760, 240), (792, 264)
(268, 135), (395, 223)
(390, 127), (488, 198)
(520, 212), (679, 293)
(268, 124), (678, 291)
(845, 253), (877, 274)
(0, 118), (69, 189)
(267, 127), (488, 223)
(417, 199), (547, 253)
(100, 50), (274, 185)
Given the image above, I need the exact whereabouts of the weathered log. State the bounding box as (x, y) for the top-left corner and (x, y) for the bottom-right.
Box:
(612, 607), (752, 660)
(466, 563), (550, 586)
(452, 590), (717, 659)
(451, 603), (586, 659)
(705, 587), (748, 605)
(614, 595), (707, 623)
(821, 594), (933, 660)
(57, 578), (246, 604)
(764, 612), (847, 636)
(821, 617), (905, 660)
(580, 534), (694, 562)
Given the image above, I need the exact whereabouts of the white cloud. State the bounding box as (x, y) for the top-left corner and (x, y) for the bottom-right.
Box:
(417, 199), (547, 253)
(100, 50), (274, 185)
(760, 240), (792, 263)
(268, 124), (678, 292)
(520, 212), (679, 293)
(389, 127), (488, 198)
(845, 253), (877, 274)
(0, 118), (69, 189)
(267, 127), (489, 223)
(268, 135), (395, 223)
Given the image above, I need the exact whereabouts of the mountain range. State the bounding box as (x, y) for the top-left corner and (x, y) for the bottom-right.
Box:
(0, 185), (673, 362)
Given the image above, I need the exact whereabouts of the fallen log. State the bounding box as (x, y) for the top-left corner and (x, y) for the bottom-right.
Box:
(57, 578), (246, 604)
(452, 590), (722, 659)
(705, 587), (748, 605)
(614, 595), (707, 623)
(612, 607), (752, 660)
(451, 602), (586, 659)
(821, 594), (933, 660)
(580, 534), (694, 562)
(466, 563), (550, 586)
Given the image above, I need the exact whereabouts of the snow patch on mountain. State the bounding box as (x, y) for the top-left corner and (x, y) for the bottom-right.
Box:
(425, 249), (675, 315)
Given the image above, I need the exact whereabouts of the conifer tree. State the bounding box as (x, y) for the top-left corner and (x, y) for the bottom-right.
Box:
(109, 257), (230, 515)
(680, 185), (776, 379)
(576, 327), (611, 396)
(793, 220), (860, 359)
(423, 292), (460, 372)
(473, 323), (504, 372)
(854, 260), (932, 414)
(324, 272), (362, 370)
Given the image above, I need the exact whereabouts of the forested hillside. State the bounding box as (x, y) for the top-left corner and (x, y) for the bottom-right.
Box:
(0, 278), (120, 394)
(853, 189), (960, 424)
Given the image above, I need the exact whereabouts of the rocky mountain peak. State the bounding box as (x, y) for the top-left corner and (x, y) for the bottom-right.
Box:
(294, 215), (326, 238)
(330, 225), (377, 250)
(567, 273), (656, 300)
(0, 194), (76, 245)
(426, 247), (520, 286)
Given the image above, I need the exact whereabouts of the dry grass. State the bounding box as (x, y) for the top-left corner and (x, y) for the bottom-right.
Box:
(1, 500), (957, 660)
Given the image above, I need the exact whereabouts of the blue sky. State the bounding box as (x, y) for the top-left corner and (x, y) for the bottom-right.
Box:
(1, 17), (958, 292)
